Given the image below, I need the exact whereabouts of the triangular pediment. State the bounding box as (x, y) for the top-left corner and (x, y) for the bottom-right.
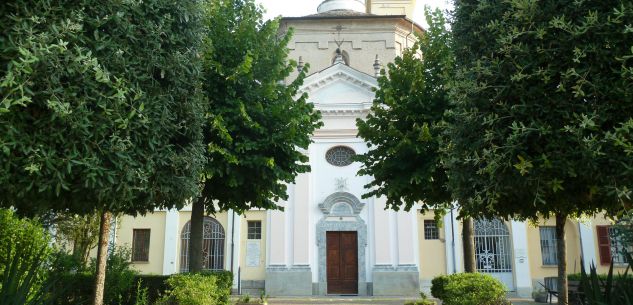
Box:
(299, 63), (378, 113)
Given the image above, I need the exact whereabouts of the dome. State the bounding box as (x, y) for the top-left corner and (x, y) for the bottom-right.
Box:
(317, 0), (366, 14)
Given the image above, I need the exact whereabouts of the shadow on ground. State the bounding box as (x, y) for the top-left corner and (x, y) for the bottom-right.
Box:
(240, 296), (546, 305)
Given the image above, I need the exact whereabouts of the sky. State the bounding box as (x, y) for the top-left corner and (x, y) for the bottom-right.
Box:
(254, 0), (453, 26)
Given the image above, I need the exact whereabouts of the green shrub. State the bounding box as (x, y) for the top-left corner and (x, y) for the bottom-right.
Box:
(91, 247), (137, 305)
(430, 275), (449, 300)
(155, 273), (231, 305)
(135, 271), (232, 305)
(0, 209), (56, 305)
(579, 255), (633, 305)
(200, 271), (232, 304)
(430, 273), (507, 305)
(52, 246), (138, 305)
(135, 275), (170, 304)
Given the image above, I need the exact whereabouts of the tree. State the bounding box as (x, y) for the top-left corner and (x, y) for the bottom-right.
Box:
(55, 213), (102, 266)
(0, 1), (206, 304)
(355, 8), (481, 271)
(187, 0), (322, 271)
(447, 1), (633, 303)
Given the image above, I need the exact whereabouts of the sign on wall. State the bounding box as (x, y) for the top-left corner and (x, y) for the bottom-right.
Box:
(246, 240), (261, 267)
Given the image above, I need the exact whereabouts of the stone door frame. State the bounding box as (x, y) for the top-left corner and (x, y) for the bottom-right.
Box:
(316, 192), (368, 295)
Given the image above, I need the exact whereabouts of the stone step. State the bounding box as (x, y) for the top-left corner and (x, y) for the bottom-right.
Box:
(241, 280), (265, 289)
(240, 288), (265, 296)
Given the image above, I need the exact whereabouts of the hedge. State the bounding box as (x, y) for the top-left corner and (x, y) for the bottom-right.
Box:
(53, 271), (232, 305)
(431, 273), (509, 305)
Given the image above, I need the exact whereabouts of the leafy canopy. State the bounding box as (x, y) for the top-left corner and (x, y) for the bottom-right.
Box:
(0, 0), (206, 215)
(446, 0), (633, 220)
(198, 0), (322, 213)
(356, 8), (454, 212)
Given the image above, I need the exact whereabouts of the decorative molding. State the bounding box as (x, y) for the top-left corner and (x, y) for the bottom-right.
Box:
(313, 129), (359, 139)
(319, 192), (365, 215)
(372, 264), (419, 272)
(300, 71), (376, 96)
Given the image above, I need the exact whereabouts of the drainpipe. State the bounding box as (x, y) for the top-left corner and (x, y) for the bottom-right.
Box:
(230, 211), (236, 274)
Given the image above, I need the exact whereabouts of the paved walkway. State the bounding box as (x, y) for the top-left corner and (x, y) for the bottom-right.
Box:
(253, 296), (543, 305)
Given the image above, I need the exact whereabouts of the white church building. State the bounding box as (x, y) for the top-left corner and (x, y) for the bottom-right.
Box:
(111, 0), (628, 298)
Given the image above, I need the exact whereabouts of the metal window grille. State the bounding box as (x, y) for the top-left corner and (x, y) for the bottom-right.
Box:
(247, 221), (261, 240)
(474, 219), (513, 273)
(424, 220), (439, 240)
(325, 146), (355, 167)
(539, 226), (558, 265)
(180, 217), (225, 272)
(132, 229), (151, 262)
(608, 227), (627, 264)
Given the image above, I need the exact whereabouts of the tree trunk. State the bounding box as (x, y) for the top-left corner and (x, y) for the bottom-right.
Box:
(189, 198), (205, 272)
(556, 213), (569, 305)
(92, 211), (111, 305)
(462, 217), (477, 272)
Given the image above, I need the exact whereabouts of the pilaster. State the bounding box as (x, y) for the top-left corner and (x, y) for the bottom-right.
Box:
(510, 220), (532, 298)
(228, 210), (242, 288)
(162, 209), (179, 275)
(579, 220), (597, 271)
(293, 174), (310, 266)
(373, 196), (393, 265)
(396, 211), (416, 265)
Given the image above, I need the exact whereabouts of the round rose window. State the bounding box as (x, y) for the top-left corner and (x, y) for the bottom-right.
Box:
(325, 146), (355, 167)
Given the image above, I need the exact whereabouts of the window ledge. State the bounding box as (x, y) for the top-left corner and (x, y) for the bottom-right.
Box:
(541, 265), (558, 268)
(131, 261), (150, 264)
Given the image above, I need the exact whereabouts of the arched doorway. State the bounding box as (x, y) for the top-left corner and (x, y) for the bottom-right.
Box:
(180, 217), (225, 272)
(474, 218), (515, 291)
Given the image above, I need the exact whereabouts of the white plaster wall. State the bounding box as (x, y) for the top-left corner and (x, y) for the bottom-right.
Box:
(308, 137), (370, 282)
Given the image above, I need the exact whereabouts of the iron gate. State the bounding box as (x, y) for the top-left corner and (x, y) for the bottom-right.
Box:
(180, 217), (225, 272)
(474, 218), (515, 291)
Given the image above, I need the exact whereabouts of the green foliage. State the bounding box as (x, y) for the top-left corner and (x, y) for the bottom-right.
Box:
(356, 8), (453, 213)
(135, 275), (169, 304)
(54, 213), (101, 266)
(0, 209), (55, 305)
(447, 0), (633, 221)
(93, 247), (137, 305)
(404, 300), (435, 305)
(198, 0), (322, 213)
(430, 273), (507, 305)
(237, 294), (251, 303)
(155, 273), (231, 305)
(404, 292), (436, 305)
(579, 256), (633, 305)
(0, 0), (205, 216)
(51, 247), (138, 305)
(132, 281), (149, 305)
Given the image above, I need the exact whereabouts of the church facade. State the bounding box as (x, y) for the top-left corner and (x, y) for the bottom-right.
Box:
(111, 0), (628, 298)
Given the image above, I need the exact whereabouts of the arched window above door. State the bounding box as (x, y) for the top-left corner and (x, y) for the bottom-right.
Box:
(180, 217), (225, 272)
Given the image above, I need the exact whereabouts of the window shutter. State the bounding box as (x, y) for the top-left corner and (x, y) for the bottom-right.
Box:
(597, 226), (612, 265)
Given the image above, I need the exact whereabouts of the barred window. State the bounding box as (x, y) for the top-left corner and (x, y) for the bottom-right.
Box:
(540, 226), (558, 265)
(325, 146), (355, 167)
(608, 227), (627, 265)
(424, 220), (439, 240)
(248, 221), (262, 240)
(132, 229), (151, 262)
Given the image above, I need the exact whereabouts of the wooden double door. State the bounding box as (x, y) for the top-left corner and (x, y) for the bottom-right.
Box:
(326, 231), (358, 295)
